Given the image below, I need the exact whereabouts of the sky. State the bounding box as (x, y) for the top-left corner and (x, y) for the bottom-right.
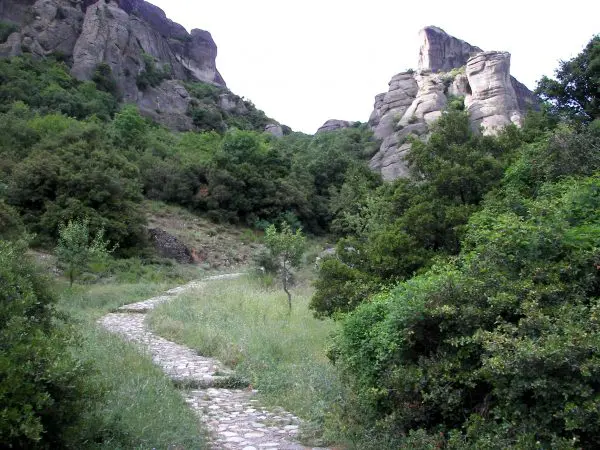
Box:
(149, 0), (599, 134)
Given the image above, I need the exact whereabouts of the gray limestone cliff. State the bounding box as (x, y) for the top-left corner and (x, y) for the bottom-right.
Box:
(0, 0), (226, 129)
(369, 26), (538, 181)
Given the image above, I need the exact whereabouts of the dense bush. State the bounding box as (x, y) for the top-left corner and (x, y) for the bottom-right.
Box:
(311, 109), (518, 318)
(327, 117), (600, 448)
(0, 240), (93, 447)
(0, 56), (118, 120)
(0, 21), (18, 44)
(537, 34), (600, 122)
(4, 114), (146, 250)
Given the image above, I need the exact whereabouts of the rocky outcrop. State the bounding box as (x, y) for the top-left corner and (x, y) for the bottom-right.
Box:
(418, 26), (482, 72)
(148, 228), (194, 264)
(465, 51), (523, 131)
(137, 80), (193, 131)
(1, 0), (226, 129)
(316, 119), (354, 134)
(0, 0), (35, 25)
(370, 72), (418, 139)
(265, 123), (284, 137)
(369, 26), (538, 181)
(7, 0), (84, 58)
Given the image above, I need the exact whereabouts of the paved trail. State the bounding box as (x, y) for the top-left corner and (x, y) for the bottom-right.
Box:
(99, 274), (324, 450)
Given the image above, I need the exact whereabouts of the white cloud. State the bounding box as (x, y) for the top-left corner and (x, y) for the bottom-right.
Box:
(149, 0), (599, 133)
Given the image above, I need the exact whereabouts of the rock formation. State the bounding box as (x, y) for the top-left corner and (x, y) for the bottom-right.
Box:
(369, 26), (538, 181)
(265, 123), (284, 137)
(148, 228), (195, 264)
(316, 119), (354, 134)
(0, 0), (226, 128)
(418, 26), (482, 73)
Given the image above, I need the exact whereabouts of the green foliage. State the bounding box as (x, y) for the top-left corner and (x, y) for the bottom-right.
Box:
(136, 53), (171, 90)
(264, 222), (306, 309)
(328, 117), (600, 447)
(4, 115), (146, 250)
(310, 256), (380, 318)
(312, 109), (516, 318)
(0, 240), (93, 448)
(91, 62), (119, 98)
(0, 56), (118, 120)
(186, 81), (271, 133)
(190, 105), (226, 132)
(56, 218), (115, 286)
(0, 199), (24, 240)
(536, 35), (600, 122)
(0, 21), (18, 44)
(111, 104), (149, 149)
(265, 222), (306, 268)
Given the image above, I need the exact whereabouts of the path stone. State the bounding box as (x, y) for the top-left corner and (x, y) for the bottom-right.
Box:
(99, 273), (323, 450)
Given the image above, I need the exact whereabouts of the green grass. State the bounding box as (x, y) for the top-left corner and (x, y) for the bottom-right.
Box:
(54, 260), (210, 449)
(70, 327), (207, 449)
(147, 275), (342, 445)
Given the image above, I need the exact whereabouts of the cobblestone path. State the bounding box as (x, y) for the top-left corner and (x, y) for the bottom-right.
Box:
(99, 274), (324, 450)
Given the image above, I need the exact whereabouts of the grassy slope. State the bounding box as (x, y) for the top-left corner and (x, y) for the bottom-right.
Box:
(54, 264), (209, 448)
(47, 200), (336, 448)
(146, 200), (263, 270)
(147, 275), (342, 446)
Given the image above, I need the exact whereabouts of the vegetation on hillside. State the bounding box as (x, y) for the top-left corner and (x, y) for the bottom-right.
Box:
(0, 28), (599, 450)
(313, 34), (600, 448)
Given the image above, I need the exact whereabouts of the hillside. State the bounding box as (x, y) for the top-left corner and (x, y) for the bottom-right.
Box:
(1, 1), (600, 448)
(0, 0), (284, 132)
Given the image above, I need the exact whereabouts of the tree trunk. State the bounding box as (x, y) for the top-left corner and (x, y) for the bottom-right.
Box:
(283, 259), (292, 312)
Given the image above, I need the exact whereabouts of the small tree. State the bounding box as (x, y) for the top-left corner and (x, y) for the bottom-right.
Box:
(56, 219), (114, 286)
(264, 223), (306, 311)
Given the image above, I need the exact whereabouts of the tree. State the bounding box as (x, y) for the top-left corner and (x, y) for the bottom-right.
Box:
(55, 218), (114, 286)
(536, 35), (600, 122)
(264, 223), (306, 311)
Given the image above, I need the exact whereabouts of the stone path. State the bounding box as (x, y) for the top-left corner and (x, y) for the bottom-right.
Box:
(99, 274), (323, 450)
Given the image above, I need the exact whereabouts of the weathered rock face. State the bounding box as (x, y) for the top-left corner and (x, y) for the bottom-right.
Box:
(418, 26), (482, 72)
(465, 51), (523, 131)
(0, 0), (35, 25)
(316, 119), (354, 134)
(370, 73), (418, 139)
(265, 123), (284, 137)
(1, 0), (84, 58)
(137, 80), (193, 131)
(1, 0), (226, 129)
(369, 26), (538, 181)
(148, 228), (194, 264)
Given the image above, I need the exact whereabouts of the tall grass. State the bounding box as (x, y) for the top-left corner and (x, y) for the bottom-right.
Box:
(71, 327), (207, 449)
(54, 261), (209, 449)
(147, 275), (342, 445)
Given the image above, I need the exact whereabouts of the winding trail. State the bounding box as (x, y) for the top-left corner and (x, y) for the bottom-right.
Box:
(99, 274), (323, 450)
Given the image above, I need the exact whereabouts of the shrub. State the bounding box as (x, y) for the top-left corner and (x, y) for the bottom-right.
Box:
(0, 240), (93, 447)
(136, 53), (171, 90)
(0, 200), (24, 239)
(0, 21), (18, 44)
(329, 174), (600, 448)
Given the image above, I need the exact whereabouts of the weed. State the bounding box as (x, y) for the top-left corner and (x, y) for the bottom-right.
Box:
(147, 277), (342, 446)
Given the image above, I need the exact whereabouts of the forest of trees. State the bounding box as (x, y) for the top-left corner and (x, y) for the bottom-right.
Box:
(0, 30), (599, 449)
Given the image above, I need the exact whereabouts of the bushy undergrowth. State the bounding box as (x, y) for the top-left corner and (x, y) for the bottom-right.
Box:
(147, 276), (342, 446)
(0, 240), (92, 447)
(326, 128), (600, 448)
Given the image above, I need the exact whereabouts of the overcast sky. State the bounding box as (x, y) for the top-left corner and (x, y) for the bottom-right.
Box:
(150, 0), (599, 134)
